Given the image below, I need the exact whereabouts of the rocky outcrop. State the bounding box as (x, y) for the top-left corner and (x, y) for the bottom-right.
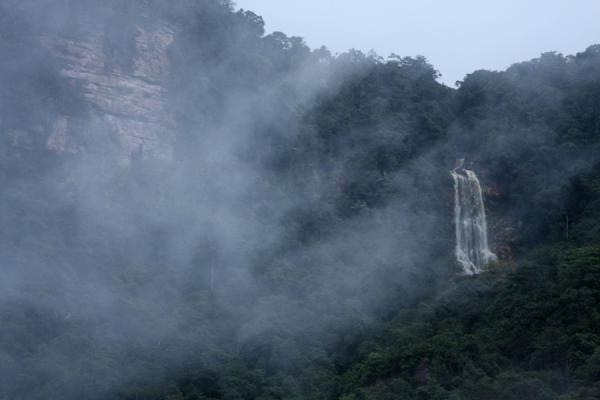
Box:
(483, 176), (517, 263)
(41, 22), (176, 161)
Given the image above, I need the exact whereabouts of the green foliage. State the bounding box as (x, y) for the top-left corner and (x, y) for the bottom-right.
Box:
(338, 246), (600, 399)
(1, 1), (600, 399)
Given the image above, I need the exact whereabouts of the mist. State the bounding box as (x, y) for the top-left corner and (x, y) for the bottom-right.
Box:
(1, 1), (600, 399)
(0, 1), (445, 398)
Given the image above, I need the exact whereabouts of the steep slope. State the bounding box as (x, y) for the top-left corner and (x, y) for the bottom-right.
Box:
(0, 2), (600, 400)
(41, 21), (176, 159)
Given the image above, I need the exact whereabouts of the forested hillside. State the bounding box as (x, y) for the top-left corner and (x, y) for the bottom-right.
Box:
(0, 1), (599, 399)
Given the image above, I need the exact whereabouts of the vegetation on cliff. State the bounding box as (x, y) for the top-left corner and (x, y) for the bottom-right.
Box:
(0, 1), (599, 399)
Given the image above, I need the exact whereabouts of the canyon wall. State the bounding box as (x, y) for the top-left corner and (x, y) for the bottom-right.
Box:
(40, 20), (176, 161)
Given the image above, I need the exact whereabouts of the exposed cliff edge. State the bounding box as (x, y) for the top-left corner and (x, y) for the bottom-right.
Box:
(40, 21), (176, 161)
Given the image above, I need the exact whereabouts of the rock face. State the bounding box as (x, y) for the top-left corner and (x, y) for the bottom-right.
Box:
(485, 187), (518, 264)
(41, 22), (176, 161)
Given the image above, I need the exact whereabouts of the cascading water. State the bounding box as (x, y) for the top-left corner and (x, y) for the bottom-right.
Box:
(451, 166), (497, 274)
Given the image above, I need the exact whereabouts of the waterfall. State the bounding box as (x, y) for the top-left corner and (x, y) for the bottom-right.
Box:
(451, 168), (497, 274)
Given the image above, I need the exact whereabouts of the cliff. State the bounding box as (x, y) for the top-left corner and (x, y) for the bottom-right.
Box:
(40, 20), (176, 161)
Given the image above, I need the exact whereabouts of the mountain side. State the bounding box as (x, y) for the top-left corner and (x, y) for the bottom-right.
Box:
(0, 2), (599, 400)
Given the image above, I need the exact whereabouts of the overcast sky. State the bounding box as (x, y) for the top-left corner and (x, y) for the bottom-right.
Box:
(234, 0), (600, 86)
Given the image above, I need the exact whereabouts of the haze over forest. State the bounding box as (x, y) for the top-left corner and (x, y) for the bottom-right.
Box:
(0, 1), (599, 399)
(236, 0), (600, 85)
